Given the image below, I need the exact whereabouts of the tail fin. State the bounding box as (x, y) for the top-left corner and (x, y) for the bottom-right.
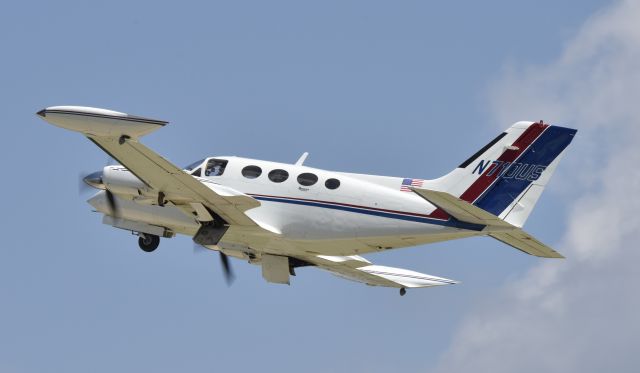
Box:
(427, 121), (577, 227)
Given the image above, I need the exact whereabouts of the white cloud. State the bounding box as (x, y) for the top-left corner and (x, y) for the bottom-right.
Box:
(435, 1), (640, 372)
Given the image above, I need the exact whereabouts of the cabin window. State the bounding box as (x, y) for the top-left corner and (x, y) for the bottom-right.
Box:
(268, 169), (289, 183)
(204, 159), (228, 176)
(242, 165), (262, 179)
(325, 178), (340, 190)
(297, 173), (318, 186)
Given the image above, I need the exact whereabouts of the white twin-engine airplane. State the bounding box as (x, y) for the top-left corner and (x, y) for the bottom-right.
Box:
(38, 106), (577, 295)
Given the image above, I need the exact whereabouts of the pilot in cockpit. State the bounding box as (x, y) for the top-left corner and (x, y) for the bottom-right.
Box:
(205, 159), (227, 176)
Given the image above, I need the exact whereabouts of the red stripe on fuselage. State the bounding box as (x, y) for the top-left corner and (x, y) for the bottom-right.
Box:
(459, 122), (548, 203)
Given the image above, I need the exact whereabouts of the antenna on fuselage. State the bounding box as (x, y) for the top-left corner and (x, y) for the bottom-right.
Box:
(295, 152), (309, 166)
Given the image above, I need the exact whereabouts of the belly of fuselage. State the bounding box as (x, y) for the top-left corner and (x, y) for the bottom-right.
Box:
(88, 188), (474, 255)
(244, 198), (467, 239)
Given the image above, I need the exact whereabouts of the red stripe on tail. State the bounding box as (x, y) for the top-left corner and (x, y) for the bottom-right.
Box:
(459, 122), (548, 204)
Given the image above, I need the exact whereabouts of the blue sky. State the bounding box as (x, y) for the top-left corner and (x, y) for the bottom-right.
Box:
(1, 1), (627, 372)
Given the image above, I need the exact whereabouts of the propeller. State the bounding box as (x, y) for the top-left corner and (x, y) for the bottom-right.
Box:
(219, 252), (235, 285)
(78, 172), (93, 195)
(193, 243), (235, 286)
(79, 157), (114, 195)
(78, 169), (120, 217)
(104, 189), (120, 218)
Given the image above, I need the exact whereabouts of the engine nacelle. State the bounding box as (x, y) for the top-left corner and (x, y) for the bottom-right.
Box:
(102, 165), (147, 197)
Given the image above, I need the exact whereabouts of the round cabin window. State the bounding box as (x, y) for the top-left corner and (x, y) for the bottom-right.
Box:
(268, 169), (289, 183)
(242, 165), (262, 179)
(325, 178), (340, 190)
(297, 173), (318, 186)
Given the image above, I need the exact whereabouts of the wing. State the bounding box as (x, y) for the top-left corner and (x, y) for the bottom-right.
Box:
(297, 255), (458, 288)
(38, 106), (260, 226)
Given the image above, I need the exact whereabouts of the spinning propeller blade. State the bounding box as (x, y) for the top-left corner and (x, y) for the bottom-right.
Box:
(219, 252), (235, 286)
(193, 243), (235, 286)
(79, 169), (118, 217)
(105, 189), (120, 218)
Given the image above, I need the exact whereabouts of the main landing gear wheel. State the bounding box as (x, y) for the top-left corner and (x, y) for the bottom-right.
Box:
(138, 234), (160, 252)
(399, 287), (407, 296)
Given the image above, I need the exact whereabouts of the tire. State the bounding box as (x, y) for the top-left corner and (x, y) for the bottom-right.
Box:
(138, 234), (160, 252)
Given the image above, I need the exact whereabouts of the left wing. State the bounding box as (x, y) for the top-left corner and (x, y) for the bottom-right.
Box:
(38, 106), (260, 226)
(297, 255), (458, 288)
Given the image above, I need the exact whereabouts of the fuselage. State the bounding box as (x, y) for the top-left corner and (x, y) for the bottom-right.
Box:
(89, 156), (481, 257)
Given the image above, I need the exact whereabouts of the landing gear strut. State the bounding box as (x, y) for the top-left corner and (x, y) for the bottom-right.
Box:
(138, 234), (160, 252)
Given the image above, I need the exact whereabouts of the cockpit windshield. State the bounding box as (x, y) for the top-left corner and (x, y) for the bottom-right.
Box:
(184, 158), (205, 171)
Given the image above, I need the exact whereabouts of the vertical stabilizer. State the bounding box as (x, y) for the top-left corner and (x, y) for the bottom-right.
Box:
(426, 122), (576, 227)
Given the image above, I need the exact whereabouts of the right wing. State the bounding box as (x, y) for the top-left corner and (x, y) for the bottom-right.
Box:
(38, 106), (260, 227)
(297, 255), (458, 288)
(89, 136), (260, 226)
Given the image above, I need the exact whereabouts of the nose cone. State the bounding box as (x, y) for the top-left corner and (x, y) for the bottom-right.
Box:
(36, 109), (46, 117)
(83, 171), (105, 190)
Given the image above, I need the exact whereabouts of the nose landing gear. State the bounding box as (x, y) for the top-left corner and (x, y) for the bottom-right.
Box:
(138, 234), (160, 252)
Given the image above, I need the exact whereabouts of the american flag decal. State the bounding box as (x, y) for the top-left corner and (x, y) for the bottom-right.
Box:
(400, 178), (424, 192)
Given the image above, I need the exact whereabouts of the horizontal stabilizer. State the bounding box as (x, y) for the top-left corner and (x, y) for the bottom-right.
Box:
(411, 188), (563, 258)
(411, 188), (511, 228)
(490, 230), (564, 258)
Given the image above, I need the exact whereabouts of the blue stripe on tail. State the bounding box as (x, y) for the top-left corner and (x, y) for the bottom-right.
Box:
(473, 125), (577, 216)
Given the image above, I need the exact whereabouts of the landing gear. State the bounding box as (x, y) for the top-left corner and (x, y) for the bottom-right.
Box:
(138, 234), (160, 252)
(399, 287), (407, 296)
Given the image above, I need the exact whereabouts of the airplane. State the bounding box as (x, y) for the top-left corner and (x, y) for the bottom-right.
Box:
(37, 106), (577, 295)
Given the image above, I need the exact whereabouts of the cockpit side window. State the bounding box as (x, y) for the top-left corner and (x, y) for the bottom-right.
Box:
(205, 159), (228, 177)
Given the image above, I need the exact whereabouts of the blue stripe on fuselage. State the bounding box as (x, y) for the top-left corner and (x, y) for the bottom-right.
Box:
(251, 195), (485, 231)
(474, 125), (577, 216)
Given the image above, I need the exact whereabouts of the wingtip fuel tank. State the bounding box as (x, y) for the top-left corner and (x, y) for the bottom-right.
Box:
(36, 105), (167, 138)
